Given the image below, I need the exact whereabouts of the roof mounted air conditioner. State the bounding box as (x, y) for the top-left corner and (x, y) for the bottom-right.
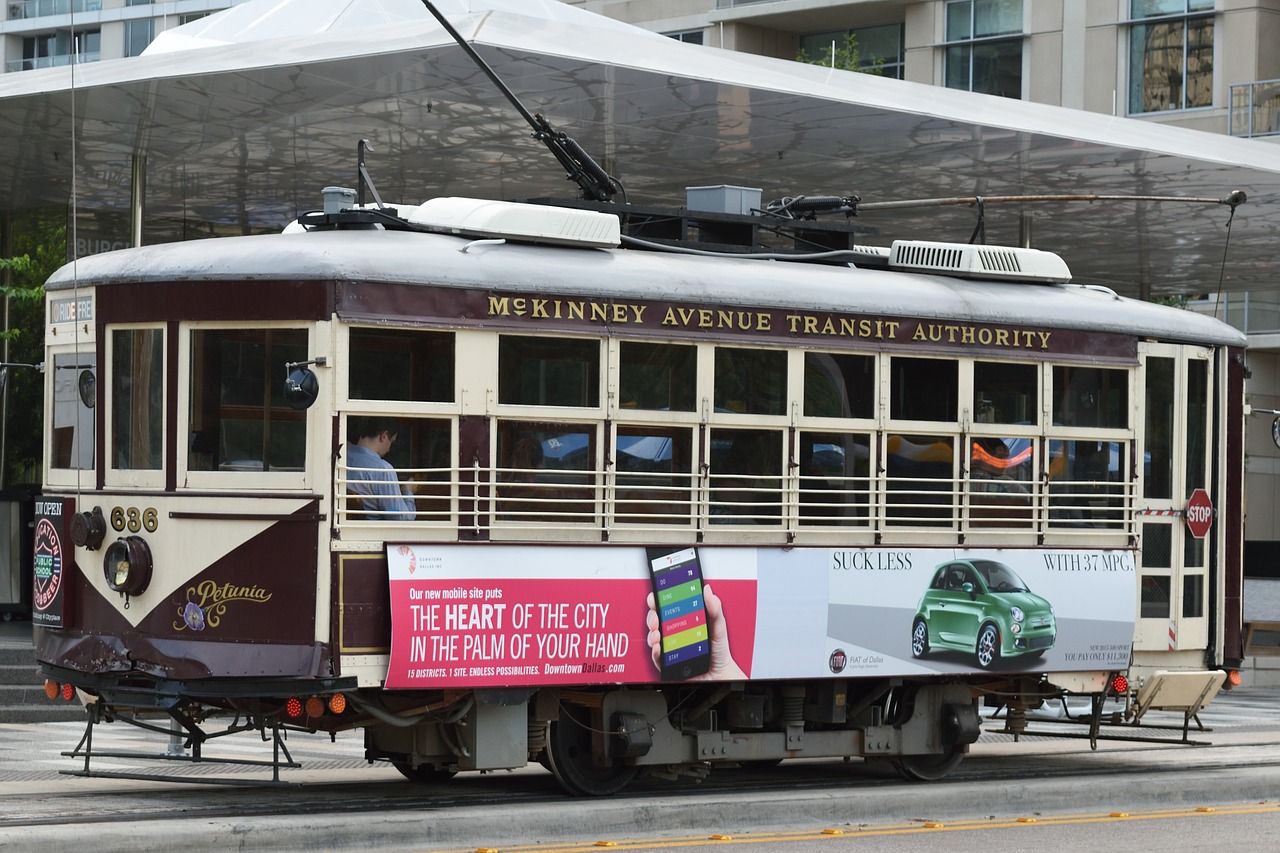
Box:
(889, 240), (1071, 283)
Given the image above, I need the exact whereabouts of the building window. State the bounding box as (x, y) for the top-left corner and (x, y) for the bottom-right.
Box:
(18, 29), (99, 71)
(1128, 1), (1214, 114)
(124, 18), (155, 57)
(665, 29), (704, 45)
(797, 24), (905, 79)
(943, 0), (1023, 98)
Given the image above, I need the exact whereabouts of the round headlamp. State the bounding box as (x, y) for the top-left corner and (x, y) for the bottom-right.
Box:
(103, 536), (153, 597)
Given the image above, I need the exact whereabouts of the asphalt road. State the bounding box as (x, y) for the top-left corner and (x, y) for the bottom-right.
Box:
(3, 686), (1280, 852)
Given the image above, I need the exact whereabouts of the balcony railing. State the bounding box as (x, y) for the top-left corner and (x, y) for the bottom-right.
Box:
(1229, 79), (1280, 138)
(8, 0), (102, 19)
(5, 51), (98, 72)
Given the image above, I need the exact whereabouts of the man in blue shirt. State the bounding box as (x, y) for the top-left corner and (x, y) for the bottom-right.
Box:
(346, 417), (417, 521)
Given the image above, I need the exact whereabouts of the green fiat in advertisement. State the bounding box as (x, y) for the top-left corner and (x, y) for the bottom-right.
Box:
(911, 559), (1056, 669)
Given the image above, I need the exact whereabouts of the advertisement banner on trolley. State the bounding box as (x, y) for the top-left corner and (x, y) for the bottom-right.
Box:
(384, 544), (1136, 689)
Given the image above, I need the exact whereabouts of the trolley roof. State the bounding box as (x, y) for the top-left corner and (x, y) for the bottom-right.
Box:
(46, 224), (1248, 349)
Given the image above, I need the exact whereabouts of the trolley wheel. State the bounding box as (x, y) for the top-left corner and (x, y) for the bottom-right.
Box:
(975, 623), (1001, 669)
(891, 746), (966, 781)
(391, 761), (458, 784)
(546, 704), (637, 797)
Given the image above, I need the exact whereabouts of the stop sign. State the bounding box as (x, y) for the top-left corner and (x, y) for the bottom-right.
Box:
(1185, 488), (1213, 539)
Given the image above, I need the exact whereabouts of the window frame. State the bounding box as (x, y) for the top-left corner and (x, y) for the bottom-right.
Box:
(941, 0), (1025, 98)
(45, 344), (98, 487)
(177, 321), (314, 492)
(1126, 0), (1215, 115)
(104, 323), (166, 489)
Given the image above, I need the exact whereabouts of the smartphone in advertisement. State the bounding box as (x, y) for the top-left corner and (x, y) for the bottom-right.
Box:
(647, 546), (711, 681)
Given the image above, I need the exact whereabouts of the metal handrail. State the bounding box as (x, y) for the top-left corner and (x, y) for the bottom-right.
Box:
(335, 461), (1136, 538)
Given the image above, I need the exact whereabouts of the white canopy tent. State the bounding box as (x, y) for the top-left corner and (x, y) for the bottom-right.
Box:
(1, 0), (1278, 297)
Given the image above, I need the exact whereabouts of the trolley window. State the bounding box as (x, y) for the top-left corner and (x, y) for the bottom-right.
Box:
(974, 361), (1037, 425)
(798, 430), (871, 525)
(708, 427), (783, 523)
(885, 433), (955, 526)
(614, 425), (695, 524)
(349, 328), (454, 403)
(188, 328), (308, 473)
(340, 415), (452, 522)
(111, 328), (163, 471)
(618, 341), (695, 412)
(1141, 522), (1172, 618)
(1052, 366), (1128, 429)
(1144, 356), (1175, 499)
(1185, 359), (1209, 489)
(890, 357), (957, 422)
(498, 336), (599, 408)
(495, 420), (596, 524)
(49, 351), (95, 471)
(714, 347), (785, 416)
(804, 352), (874, 420)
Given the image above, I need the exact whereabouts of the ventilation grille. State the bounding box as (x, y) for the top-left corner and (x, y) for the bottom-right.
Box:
(976, 247), (1022, 274)
(889, 240), (1070, 283)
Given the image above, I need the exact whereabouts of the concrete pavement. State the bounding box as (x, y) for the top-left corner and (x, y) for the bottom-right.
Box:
(4, 617), (1279, 852)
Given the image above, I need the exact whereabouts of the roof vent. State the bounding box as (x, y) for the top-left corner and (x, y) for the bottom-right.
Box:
(889, 240), (1071, 283)
(409, 198), (620, 248)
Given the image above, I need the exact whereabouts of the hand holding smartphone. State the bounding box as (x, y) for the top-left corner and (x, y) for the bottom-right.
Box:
(646, 546), (712, 680)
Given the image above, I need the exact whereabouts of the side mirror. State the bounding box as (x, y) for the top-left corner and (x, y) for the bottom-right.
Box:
(284, 366), (319, 410)
(283, 357), (326, 410)
(78, 368), (96, 408)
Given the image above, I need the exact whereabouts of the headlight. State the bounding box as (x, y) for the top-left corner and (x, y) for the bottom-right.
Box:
(1010, 606), (1024, 623)
(103, 536), (153, 597)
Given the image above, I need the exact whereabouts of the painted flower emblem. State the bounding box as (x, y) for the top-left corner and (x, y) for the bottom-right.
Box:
(182, 601), (206, 631)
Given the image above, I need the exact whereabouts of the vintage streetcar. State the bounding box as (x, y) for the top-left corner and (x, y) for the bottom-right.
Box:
(31, 182), (1245, 793)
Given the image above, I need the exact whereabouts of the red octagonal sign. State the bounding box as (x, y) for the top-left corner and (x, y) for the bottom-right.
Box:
(1185, 488), (1213, 539)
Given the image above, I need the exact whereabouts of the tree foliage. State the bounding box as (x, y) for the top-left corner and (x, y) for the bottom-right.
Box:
(0, 210), (66, 486)
(795, 33), (885, 75)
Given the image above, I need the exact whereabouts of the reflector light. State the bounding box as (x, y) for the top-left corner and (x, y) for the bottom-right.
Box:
(44, 680), (59, 700)
(61, 682), (75, 701)
(1227, 670), (1242, 687)
(285, 697), (303, 718)
(328, 693), (347, 715)
(1110, 674), (1129, 695)
(305, 696), (325, 718)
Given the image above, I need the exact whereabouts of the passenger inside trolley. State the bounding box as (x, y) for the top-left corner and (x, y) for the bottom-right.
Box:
(345, 416), (417, 521)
